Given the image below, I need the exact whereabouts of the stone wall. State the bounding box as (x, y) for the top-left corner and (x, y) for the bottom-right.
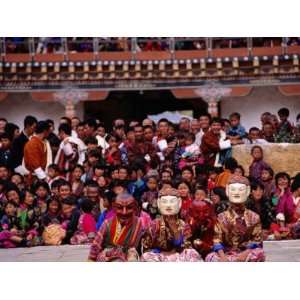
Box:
(232, 143), (300, 177)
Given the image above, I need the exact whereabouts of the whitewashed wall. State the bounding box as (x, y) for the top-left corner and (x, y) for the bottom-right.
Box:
(221, 86), (300, 130)
(0, 93), (84, 129)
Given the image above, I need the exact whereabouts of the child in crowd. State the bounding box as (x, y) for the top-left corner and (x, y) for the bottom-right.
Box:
(71, 165), (84, 198)
(58, 180), (72, 202)
(11, 173), (25, 192)
(60, 196), (80, 244)
(179, 132), (202, 170)
(210, 187), (229, 215)
(41, 197), (62, 228)
(17, 189), (42, 246)
(194, 186), (210, 203)
(34, 181), (50, 214)
(227, 112), (247, 140)
(0, 201), (24, 248)
(207, 167), (218, 195)
(176, 181), (192, 221)
(70, 197), (96, 245)
(260, 167), (276, 200)
(233, 165), (245, 177)
(104, 134), (122, 166)
(96, 190), (116, 230)
(47, 164), (63, 187)
(141, 176), (159, 219)
(249, 145), (271, 182)
(276, 107), (294, 142)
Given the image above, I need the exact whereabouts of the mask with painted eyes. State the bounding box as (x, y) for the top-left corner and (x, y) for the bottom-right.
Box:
(157, 195), (182, 216)
(226, 183), (250, 204)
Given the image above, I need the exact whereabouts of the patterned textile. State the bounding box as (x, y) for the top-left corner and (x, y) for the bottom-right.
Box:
(141, 216), (202, 261)
(249, 160), (271, 181)
(141, 248), (202, 262)
(205, 248), (265, 262)
(88, 216), (144, 262)
(212, 206), (263, 252)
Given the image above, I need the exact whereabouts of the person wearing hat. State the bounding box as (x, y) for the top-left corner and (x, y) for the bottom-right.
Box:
(205, 175), (265, 262)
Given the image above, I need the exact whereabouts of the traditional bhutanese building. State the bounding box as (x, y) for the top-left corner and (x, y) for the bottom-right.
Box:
(0, 37), (300, 129)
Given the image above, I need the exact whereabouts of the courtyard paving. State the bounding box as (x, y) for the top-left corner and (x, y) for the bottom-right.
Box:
(0, 240), (299, 262)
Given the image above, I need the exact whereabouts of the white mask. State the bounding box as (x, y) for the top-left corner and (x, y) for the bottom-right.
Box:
(226, 183), (250, 204)
(157, 195), (182, 216)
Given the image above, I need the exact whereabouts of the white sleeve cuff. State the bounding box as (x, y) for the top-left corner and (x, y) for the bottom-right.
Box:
(34, 167), (47, 180)
(142, 202), (149, 210)
(276, 213), (285, 222)
(219, 140), (231, 150)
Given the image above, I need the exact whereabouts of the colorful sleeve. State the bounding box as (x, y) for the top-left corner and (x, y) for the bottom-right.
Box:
(247, 216), (263, 249)
(213, 219), (225, 252)
(88, 222), (106, 261)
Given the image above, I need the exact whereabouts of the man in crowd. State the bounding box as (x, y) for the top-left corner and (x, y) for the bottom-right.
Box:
(24, 121), (51, 181)
(11, 115), (37, 174)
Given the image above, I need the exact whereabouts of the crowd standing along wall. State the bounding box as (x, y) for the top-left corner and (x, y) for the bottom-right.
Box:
(221, 86), (300, 130)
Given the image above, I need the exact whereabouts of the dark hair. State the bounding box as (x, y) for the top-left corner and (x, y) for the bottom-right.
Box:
(229, 112), (241, 120)
(4, 123), (19, 140)
(72, 164), (84, 173)
(105, 133), (122, 144)
(176, 180), (191, 191)
(85, 180), (99, 189)
(199, 113), (212, 121)
(185, 132), (195, 142)
(0, 132), (11, 141)
(48, 164), (60, 173)
(262, 166), (274, 178)
(251, 181), (265, 191)
(4, 201), (17, 209)
(46, 119), (54, 126)
(80, 197), (94, 213)
(158, 118), (169, 125)
(251, 145), (263, 155)
(85, 136), (98, 145)
(249, 127), (260, 133)
(46, 197), (61, 211)
(93, 162), (106, 171)
(235, 165), (245, 176)
(224, 157), (238, 171)
(24, 115), (38, 128)
(278, 107), (290, 117)
(58, 180), (71, 190)
(60, 117), (71, 126)
(36, 121), (50, 134)
(275, 172), (291, 187)
(210, 117), (222, 125)
(212, 187), (228, 202)
(58, 123), (72, 136)
(85, 118), (98, 130)
(297, 113), (300, 121)
(291, 173), (300, 193)
(143, 125), (154, 131)
(87, 149), (102, 160)
(51, 178), (67, 189)
(62, 195), (77, 206)
(181, 166), (193, 175)
(0, 118), (7, 123)
(33, 181), (50, 194)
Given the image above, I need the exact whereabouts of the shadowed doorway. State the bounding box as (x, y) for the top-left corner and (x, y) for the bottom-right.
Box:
(84, 90), (208, 129)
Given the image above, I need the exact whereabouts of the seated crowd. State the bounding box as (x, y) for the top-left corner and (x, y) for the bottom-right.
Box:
(0, 106), (300, 262)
